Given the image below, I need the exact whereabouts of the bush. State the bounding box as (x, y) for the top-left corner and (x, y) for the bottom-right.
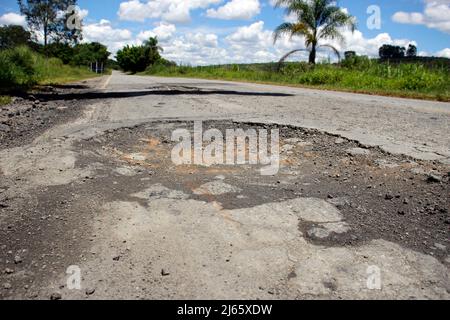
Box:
(117, 37), (163, 73)
(396, 68), (445, 91)
(71, 42), (110, 66)
(344, 51), (356, 60)
(9, 46), (36, 74)
(29, 42), (111, 68)
(0, 45), (97, 92)
(0, 25), (32, 50)
(145, 59), (177, 74)
(341, 55), (372, 69)
(116, 45), (149, 73)
(0, 46), (37, 91)
(280, 62), (312, 75)
(297, 68), (344, 85)
(44, 42), (75, 64)
(143, 60), (449, 101)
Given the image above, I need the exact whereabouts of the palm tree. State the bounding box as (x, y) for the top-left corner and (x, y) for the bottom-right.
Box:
(143, 36), (164, 65)
(144, 37), (163, 54)
(273, 0), (356, 64)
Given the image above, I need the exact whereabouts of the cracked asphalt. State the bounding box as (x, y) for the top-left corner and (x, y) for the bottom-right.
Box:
(0, 71), (449, 300)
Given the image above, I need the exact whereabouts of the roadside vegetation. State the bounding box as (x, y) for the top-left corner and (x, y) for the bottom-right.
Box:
(0, 0), (111, 100)
(1, 0), (446, 103)
(273, 0), (356, 64)
(0, 45), (101, 92)
(140, 0), (450, 101)
(144, 56), (450, 101)
(116, 37), (173, 73)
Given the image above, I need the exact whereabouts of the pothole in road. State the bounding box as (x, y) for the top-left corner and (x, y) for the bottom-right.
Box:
(2, 120), (448, 299)
(75, 120), (449, 260)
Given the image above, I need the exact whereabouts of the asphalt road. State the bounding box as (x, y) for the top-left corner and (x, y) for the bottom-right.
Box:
(101, 72), (450, 162)
(0, 71), (449, 300)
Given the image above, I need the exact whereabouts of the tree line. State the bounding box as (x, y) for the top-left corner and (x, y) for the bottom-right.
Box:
(1, 0), (111, 69)
(1, 0), (173, 73)
(4, 0), (442, 76)
(0, 24), (110, 67)
(343, 44), (418, 62)
(116, 37), (175, 73)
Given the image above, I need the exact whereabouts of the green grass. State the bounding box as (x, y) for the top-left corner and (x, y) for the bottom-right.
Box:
(0, 95), (11, 106)
(0, 46), (99, 93)
(34, 55), (100, 86)
(144, 59), (450, 102)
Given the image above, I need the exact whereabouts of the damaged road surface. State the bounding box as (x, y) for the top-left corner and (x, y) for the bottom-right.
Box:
(0, 71), (449, 300)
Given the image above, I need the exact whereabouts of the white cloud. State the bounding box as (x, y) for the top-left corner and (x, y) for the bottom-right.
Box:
(137, 22), (176, 41)
(162, 32), (224, 65)
(186, 32), (219, 47)
(57, 6), (89, 20)
(216, 20), (420, 64)
(82, 18), (219, 62)
(392, 0), (450, 34)
(83, 20), (134, 55)
(78, 9), (89, 20)
(118, 0), (221, 23)
(0, 12), (26, 27)
(80, 17), (221, 64)
(334, 30), (416, 57)
(283, 12), (298, 23)
(226, 21), (270, 44)
(436, 48), (450, 58)
(84, 19), (132, 42)
(75, 3), (446, 66)
(206, 0), (260, 20)
(225, 21), (302, 63)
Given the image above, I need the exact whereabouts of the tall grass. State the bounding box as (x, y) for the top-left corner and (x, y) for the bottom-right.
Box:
(145, 58), (450, 101)
(34, 55), (99, 85)
(0, 46), (36, 90)
(0, 46), (98, 93)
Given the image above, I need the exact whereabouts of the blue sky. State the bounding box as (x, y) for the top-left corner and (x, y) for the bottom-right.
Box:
(1, 0), (449, 64)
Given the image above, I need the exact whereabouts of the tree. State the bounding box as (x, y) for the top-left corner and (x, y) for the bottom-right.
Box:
(0, 25), (32, 49)
(406, 44), (417, 57)
(44, 41), (74, 63)
(72, 42), (110, 66)
(379, 44), (406, 59)
(144, 37), (163, 63)
(116, 45), (149, 73)
(116, 37), (163, 73)
(273, 0), (356, 64)
(344, 51), (356, 60)
(18, 0), (82, 47)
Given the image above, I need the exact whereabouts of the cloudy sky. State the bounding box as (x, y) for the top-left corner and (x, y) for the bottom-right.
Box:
(0, 0), (449, 65)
